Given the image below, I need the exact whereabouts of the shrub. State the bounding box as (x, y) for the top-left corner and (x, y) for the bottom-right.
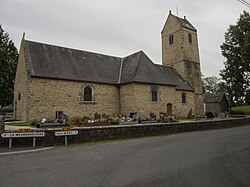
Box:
(68, 116), (81, 125)
(81, 116), (91, 123)
(68, 116), (91, 125)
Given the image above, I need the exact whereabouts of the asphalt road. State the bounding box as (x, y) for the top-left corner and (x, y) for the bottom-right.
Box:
(1, 125), (250, 187)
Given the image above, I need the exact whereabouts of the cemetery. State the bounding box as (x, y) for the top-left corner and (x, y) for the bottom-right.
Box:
(0, 111), (249, 148)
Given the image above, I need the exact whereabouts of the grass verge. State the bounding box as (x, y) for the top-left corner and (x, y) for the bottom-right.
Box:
(5, 122), (31, 127)
(231, 105), (250, 115)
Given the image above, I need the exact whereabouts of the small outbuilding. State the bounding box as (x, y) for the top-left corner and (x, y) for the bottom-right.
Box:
(204, 92), (229, 115)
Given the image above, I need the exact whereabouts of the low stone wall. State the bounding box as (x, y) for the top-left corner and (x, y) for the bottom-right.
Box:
(0, 117), (250, 147)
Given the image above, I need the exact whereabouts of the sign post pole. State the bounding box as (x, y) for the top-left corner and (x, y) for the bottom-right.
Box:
(9, 138), (12, 149)
(65, 136), (68, 146)
(55, 130), (78, 146)
(33, 137), (36, 148)
(1, 132), (45, 148)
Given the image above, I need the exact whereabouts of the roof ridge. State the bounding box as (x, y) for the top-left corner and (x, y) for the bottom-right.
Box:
(118, 58), (123, 84)
(24, 39), (122, 60)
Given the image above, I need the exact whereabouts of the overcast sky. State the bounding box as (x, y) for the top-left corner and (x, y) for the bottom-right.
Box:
(1, 0), (248, 77)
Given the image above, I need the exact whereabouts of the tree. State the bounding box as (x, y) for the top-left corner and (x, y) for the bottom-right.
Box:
(220, 11), (250, 106)
(202, 75), (225, 93)
(0, 25), (18, 107)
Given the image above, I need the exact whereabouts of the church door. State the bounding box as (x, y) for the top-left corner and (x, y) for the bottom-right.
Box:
(167, 103), (172, 115)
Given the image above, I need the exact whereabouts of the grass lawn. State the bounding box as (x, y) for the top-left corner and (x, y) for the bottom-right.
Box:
(231, 105), (250, 115)
(5, 121), (31, 126)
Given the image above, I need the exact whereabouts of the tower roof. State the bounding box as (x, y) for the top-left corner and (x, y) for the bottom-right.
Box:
(162, 11), (197, 33)
(174, 14), (197, 32)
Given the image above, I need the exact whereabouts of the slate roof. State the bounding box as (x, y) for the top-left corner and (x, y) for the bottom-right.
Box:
(174, 15), (197, 32)
(204, 92), (225, 103)
(25, 40), (121, 84)
(24, 40), (193, 91)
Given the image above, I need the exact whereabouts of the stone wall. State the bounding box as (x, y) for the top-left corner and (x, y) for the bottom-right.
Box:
(120, 83), (195, 119)
(162, 14), (200, 66)
(14, 40), (29, 121)
(161, 13), (204, 117)
(0, 117), (249, 147)
(27, 78), (120, 120)
(175, 90), (195, 117)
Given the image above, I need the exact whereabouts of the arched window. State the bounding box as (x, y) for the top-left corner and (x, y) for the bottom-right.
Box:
(181, 92), (187, 104)
(151, 87), (158, 102)
(84, 86), (92, 101)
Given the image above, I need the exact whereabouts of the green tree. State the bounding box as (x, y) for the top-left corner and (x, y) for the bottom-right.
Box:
(0, 25), (18, 107)
(202, 75), (225, 93)
(220, 11), (250, 105)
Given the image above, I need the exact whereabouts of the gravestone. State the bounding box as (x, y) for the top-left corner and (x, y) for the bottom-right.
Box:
(102, 114), (109, 122)
(94, 113), (101, 120)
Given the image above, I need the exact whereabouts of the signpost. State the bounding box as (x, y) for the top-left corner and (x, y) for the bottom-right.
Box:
(1, 132), (45, 148)
(55, 130), (78, 146)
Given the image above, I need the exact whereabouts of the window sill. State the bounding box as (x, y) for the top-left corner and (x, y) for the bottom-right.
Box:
(80, 101), (97, 104)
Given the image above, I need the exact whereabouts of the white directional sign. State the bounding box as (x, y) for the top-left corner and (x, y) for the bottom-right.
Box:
(1, 132), (45, 138)
(55, 130), (78, 136)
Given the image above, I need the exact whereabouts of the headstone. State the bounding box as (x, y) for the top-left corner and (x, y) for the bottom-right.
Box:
(159, 112), (166, 119)
(150, 113), (156, 120)
(102, 114), (109, 122)
(187, 108), (193, 119)
(94, 113), (101, 120)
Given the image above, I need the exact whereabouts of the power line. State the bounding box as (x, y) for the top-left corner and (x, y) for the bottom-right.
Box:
(239, 0), (250, 6)
(237, 0), (250, 8)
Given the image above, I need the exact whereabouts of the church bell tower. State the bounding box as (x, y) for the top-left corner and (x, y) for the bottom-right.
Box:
(161, 11), (204, 117)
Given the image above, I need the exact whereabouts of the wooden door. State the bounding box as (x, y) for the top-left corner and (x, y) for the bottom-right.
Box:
(167, 103), (172, 115)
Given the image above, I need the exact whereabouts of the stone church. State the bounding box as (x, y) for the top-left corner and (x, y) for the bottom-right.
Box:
(14, 11), (204, 121)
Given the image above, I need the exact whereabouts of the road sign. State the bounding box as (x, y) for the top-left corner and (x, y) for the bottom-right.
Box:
(1, 132), (45, 138)
(55, 130), (78, 136)
(55, 130), (78, 146)
(1, 132), (45, 149)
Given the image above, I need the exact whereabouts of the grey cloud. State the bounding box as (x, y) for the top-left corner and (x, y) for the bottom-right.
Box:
(0, 0), (248, 77)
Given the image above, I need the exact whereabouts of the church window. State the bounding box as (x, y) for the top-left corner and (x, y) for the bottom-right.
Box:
(182, 92), (187, 104)
(84, 86), (92, 102)
(18, 92), (21, 101)
(188, 33), (192, 43)
(151, 87), (158, 102)
(169, 35), (174, 45)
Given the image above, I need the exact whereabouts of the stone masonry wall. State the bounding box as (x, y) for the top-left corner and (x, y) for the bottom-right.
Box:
(162, 14), (200, 66)
(1, 117), (249, 147)
(14, 40), (29, 121)
(26, 78), (120, 121)
(120, 83), (195, 119)
(175, 90), (195, 117)
(161, 13), (204, 117)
